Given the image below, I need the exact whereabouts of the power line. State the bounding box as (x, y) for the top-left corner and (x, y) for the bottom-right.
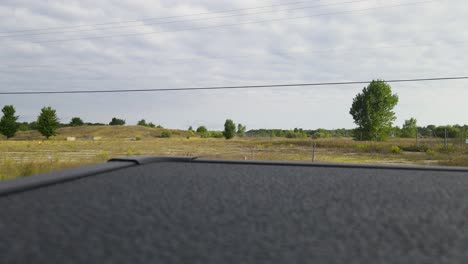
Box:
(0, 76), (466, 95)
(0, 0), (320, 34)
(6, 1), (432, 45)
(0, 0), (373, 38)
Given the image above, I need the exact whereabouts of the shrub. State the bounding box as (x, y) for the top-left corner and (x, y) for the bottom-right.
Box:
(285, 131), (296, 138)
(200, 132), (210, 138)
(390, 145), (402, 154)
(196, 126), (208, 133)
(161, 131), (172, 138)
(400, 144), (429, 152)
(285, 130), (308, 138)
(109, 117), (125, 126)
(355, 144), (369, 152)
(137, 119), (147, 126)
(69, 117), (84, 127)
(426, 149), (437, 158)
(210, 131), (224, 138)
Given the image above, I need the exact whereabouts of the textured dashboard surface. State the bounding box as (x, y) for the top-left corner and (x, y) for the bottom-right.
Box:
(1, 160), (468, 264)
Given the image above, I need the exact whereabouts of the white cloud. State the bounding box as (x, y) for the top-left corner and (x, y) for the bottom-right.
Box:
(0, 0), (467, 129)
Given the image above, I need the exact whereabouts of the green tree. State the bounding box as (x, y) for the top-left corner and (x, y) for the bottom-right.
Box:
(69, 117), (84, 127)
(0, 105), (19, 139)
(223, 119), (236, 139)
(349, 80), (399, 141)
(37, 106), (60, 139)
(400, 118), (417, 138)
(137, 119), (147, 126)
(188, 126), (193, 131)
(237, 123), (246, 137)
(148, 122), (156, 128)
(109, 117), (125, 126)
(196, 126), (208, 133)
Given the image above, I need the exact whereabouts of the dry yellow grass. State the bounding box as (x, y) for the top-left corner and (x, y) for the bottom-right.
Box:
(1, 126), (467, 180)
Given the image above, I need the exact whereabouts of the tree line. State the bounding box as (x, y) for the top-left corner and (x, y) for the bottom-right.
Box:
(187, 120), (246, 139)
(1, 82), (466, 141)
(0, 106), (60, 139)
(0, 105), (248, 140)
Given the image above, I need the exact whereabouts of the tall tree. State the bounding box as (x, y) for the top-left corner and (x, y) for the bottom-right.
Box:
(0, 105), (19, 139)
(236, 123), (246, 137)
(349, 80), (399, 141)
(37, 106), (60, 139)
(401, 118), (417, 138)
(223, 119), (236, 139)
(69, 117), (84, 127)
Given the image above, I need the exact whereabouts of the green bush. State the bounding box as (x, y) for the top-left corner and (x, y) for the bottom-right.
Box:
(390, 145), (402, 154)
(210, 131), (224, 138)
(400, 144), (428, 152)
(196, 126), (208, 133)
(284, 131), (307, 138)
(160, 131), (172, 138)
(109, 117), (125, 126)
(200, 132), (210, 138)
(355, 144), (370, 152)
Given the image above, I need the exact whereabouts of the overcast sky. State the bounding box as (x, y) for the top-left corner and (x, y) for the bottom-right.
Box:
(0, 0), (466, 130)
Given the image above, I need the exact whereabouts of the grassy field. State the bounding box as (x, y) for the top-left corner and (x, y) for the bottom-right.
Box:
(1, 126), (467, 180)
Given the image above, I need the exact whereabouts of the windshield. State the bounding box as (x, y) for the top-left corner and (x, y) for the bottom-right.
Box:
(0, 0), (466, 180)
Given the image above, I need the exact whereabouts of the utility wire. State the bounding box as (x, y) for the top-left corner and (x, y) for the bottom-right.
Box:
(0, 0), (373, 38)
(0, 76), (466, 95)
(0, 0), (320, 34)
(7, 1), (432, 45)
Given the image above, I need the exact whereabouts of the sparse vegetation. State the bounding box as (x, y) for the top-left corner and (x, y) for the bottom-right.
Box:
(0, 89), (467, 180)
(160, 131), (172, 138)
(137, 119), (156, 128)
(1, 127), (467, 180)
